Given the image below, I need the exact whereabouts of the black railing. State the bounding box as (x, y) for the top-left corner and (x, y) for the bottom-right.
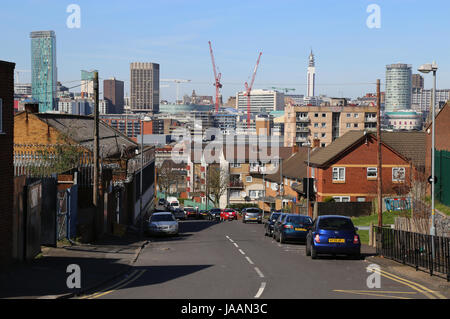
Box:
(374, 226), (450, 281)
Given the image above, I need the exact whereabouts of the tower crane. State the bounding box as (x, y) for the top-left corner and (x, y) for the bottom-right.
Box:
(244, 52), (263, 128)
(161, 79), (191, 104)
(271, 87), (296, 94)
(208, 41), (223, 113)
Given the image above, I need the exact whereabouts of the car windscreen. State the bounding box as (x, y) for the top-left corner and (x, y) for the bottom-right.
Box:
(286, 216), (312, 225)
(170, 202), (178, 206)
(318, 217), (354, 230)
(270, 213), (281, 221)
(151, 214), (175, 222)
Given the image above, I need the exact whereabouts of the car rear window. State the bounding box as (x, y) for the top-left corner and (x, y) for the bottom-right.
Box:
(270, 213), (280, 220)
(287, 216), (312, 225)
(318, 217), (355, 230)
(151, 214), (175, 222)
(246, 209), (260, 214)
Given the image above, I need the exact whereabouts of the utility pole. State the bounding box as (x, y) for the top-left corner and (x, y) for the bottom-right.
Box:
(93, 71), (100, 227)
(377, 79), (383, 228)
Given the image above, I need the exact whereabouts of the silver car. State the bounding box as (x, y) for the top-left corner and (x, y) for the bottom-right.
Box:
(146, 212), (179, 236)
(242, 208), (263, 224)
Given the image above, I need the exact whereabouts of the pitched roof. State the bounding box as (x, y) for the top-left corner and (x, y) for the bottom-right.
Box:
(308, 130), (426, 168)
(265, 147), (310, 183)
(34, 113), (138, 159)
(380, 131), (426, 167)
(308, 131), (366, 167)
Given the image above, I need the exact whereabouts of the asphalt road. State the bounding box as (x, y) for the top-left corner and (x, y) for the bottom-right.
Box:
(84, 219), (444, 299)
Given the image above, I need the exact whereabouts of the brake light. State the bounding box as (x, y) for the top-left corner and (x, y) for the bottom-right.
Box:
(283, 224), (293, 229)
(314, 234), (320, 243)
(353, 235), (359, 244)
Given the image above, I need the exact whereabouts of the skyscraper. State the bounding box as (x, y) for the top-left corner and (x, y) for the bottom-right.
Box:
(30, 31), (57, 112)
(307, 50), (316, 97)
(130, 62), (160, 113)
(81, 70), (97, 98)
(385, 63), (412, 112)
(104, 77), (125, 114)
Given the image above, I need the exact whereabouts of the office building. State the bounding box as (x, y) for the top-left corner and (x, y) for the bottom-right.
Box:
(412, 74), (424, 90)
(130, 62), (160, 113)
(236, 89), (284, 114)
(385, 63), (412, 112)
(30, 31), (57, 112)
(81, 70), (97, 98)
(412, 88), (450, 113)
(104, 77), (125, 114)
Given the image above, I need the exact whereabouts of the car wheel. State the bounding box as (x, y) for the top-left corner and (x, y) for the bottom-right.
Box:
(279, 232), (284, 243)
(311, 244), (317, 259)
(306, 240), (311, 256)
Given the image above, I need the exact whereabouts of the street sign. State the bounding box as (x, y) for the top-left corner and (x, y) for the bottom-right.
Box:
(428, 176), (438, 184)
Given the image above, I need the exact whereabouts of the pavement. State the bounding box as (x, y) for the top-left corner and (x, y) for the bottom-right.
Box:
(76, 219), (449, 300)
(0, 234), (148, 299)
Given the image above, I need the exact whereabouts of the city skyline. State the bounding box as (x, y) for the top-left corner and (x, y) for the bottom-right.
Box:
(2, 0), (450, 101)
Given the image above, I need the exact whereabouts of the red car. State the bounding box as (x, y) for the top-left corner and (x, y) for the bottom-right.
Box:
(221, 208), (237, 221)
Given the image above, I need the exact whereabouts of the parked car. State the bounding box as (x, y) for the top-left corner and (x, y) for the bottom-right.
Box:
(146, 212), (179, 237)
(273, 214), (313, 243)
(264, 211), (282, 236)
(306, 215), (361, 259)
(172, 208), (186, 220)
(184, 207), (199, 219)
(158, 198), (167, 207)
(167, 197), (180, 210)
(221, 208), (237, 221)
(272, 213), (288, 239)
(242, 207), (262, 223)
(199, 210), (210, 220)
(208, 208), (222, 221)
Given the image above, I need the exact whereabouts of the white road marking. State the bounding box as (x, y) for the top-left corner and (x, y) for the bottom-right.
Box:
(246, 257), (254, 265)
(254, 267), (265, 278)
(233, 243), (239, 248)
(238, 249), (245, 255)
(255, 282), (266, 299)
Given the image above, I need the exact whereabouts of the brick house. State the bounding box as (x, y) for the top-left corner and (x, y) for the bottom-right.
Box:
(260, 148), (310, 213)
(425, 102), (450, 206)
(0, 60), (15, 265)
(307, 130), (425, 206)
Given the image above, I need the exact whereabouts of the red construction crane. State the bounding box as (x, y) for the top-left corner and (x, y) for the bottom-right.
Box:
(244, 52), (263, 128)
(208, 41), (222, 113)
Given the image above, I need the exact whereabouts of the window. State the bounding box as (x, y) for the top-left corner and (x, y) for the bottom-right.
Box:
(246, 176), (253, 183)
(367, 167), (377, 178)
(346, 113), (351, 118)
(231, 163), (241, 168)
(332, 167), (345, 182)
(314, 133), (318, 138)
(314, 113), (319, 118)
(332, 196), (350, 202)
(321, 143), (326, 147)
(357, 197), (366, 202)
(321, 123), (326, 128)
(392, 167), (405, 182)
(230, 190), (241, 198)
(346, 123), (351, 128)
(322, 113), (326, 117)
(354, 113), (359, 118)
(314, 123), (319, 128)
(353, 123), (358, 128)
(321, 133), (326, 138)
(249, 190), (263, 199)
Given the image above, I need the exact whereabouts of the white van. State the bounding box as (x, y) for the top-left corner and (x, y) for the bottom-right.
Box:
(166, 197), (180, 210)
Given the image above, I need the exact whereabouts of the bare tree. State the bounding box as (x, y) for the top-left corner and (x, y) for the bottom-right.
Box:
(157, 161), (181, 199)
(206, 165), (229, 208)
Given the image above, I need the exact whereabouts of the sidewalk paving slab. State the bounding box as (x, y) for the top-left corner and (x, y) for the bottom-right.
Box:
(0, 235), (148, 299)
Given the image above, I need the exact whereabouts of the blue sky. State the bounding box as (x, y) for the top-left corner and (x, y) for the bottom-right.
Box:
(1, 0), (450, 101)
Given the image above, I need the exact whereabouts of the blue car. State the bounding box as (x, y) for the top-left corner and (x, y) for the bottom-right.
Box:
(273, 214), (313, 243)
(306, 215), (361, 259)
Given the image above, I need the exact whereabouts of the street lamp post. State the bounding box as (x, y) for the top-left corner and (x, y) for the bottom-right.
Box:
(418, 62), (438, 238)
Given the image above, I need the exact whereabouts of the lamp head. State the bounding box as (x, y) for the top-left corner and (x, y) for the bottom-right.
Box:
(418, 62), (438, 74)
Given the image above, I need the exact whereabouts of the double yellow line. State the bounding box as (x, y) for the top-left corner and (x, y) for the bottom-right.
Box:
(367, 268), (446, 299)
(79, 269), (146, 299)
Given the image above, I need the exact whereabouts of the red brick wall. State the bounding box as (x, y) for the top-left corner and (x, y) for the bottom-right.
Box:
(0, 61), (15, 265)
(313, 135), (411, 202)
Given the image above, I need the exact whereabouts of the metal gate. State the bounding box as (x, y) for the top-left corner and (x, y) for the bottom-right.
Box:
(57, 185), (78, 241)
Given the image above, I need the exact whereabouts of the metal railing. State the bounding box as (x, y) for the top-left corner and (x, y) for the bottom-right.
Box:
(374, 226), (450, 281)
